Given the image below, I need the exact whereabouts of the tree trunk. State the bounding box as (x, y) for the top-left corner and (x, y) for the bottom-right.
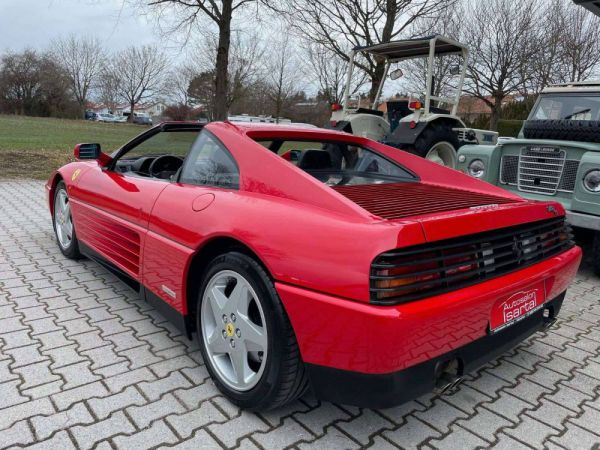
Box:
(213, 1), (232, 121)
(489, 96), (503, 131)
(129, 101), (135, 123)
(368, 0), (396, 103)
(368, 59), (386, 104)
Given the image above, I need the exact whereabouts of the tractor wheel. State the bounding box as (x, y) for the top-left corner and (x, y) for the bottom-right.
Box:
(412, 124), (460, 168)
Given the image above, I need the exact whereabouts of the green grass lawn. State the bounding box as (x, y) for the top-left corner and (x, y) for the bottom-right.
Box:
(0, 115), (145, 180)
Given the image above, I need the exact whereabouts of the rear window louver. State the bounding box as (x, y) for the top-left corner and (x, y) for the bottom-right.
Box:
(332, 182), (519, 220)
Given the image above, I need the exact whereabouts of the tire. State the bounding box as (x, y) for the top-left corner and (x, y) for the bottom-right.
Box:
(196, 251), (308, 410)
(592, 232), (600, 277)
(412, 124), (459, 168)
(523, 120), (600, 143)
(52, 181), (81, 259)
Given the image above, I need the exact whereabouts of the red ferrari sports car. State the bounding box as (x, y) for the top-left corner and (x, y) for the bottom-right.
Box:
(46, 121), (581, 410)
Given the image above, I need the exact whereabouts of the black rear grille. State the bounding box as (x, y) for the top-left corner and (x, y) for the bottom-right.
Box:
(370, 218), (574, 305)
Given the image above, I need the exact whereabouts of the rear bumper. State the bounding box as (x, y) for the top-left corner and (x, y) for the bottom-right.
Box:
(305, 293), (564, 408)
(276, 245), (581, 403)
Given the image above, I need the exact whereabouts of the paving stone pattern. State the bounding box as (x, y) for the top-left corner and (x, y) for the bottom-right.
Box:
(1, 180), (599, 449)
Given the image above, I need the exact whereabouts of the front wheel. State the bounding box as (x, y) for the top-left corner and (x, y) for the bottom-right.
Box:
(196, 252), (308, 410)
(52, 181), (81, 259)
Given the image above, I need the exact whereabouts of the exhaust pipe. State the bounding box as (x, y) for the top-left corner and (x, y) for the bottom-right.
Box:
(434, 373), (464, 395)
(542, 305), (558, 330)
(434, 358), (464, 396)
(433, 372), (457, 395)
(542, 317), (557, 330)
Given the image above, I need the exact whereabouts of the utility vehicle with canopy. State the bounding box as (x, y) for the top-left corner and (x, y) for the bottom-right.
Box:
(330, 35), (497, 168)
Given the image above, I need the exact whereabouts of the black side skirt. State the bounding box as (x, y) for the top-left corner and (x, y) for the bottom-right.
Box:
(79, 242), (191, 338)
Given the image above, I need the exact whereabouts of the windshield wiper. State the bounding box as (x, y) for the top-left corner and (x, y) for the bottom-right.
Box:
(563, 108), (591, 120)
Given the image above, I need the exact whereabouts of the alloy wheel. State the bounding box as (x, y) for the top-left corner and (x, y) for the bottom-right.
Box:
(201, 270), (268, 391)
(54, 189), (73, 249)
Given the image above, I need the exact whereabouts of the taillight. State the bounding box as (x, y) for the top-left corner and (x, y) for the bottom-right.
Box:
(373, 252), (441, 301)
(331, 103), (342, 111)
(370, 218), (573, 305)
(409, 101), (422, 110)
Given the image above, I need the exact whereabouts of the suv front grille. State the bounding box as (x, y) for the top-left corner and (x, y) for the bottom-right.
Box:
(370, 218), (574, 305)
(499, 147), (579, 195)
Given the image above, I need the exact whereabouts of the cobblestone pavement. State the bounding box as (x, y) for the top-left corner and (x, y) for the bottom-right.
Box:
(0, 180), (599, 450)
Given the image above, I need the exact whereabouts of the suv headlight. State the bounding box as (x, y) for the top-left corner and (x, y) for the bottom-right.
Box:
(583, 170), (600, 192)
(468, 159), (485, 178)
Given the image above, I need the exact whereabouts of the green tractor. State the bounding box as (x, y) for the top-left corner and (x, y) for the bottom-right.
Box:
(329, 35), (497, 168)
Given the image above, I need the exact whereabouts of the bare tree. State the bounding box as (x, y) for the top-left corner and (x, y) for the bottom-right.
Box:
(0, 50), (42, 115)
(104, 45), (169, 122)
(193, 31), (265, 110)
(461, 0), (540, 130)
(165, 64), (197, 106)
(0, 50), (76, 117)
(97, 68), (121, 112)
(279, 0), (454, 101)
(51, 35), (105, 116)
(145, 0), (258, 120)
(527, 0), (565, 94)
(267, 35), (303, 121)
(559, 3), (600, 82)
(305, 43), (366, 105)
(398, 5), (463, 101)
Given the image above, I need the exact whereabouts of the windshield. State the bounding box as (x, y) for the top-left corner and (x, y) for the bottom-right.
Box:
(529, 94), (600, 121)
(255, 139), (416, 186)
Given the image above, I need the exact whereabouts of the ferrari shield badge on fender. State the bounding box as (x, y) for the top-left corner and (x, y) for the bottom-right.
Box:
(71, 169), (81, 181)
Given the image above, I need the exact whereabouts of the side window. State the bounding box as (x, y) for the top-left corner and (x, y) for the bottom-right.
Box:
(124, 131), (198, 160)
(179, 131), (239, 189)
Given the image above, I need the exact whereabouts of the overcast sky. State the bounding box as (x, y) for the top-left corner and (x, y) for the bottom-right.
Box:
(0, 0), (165, 52)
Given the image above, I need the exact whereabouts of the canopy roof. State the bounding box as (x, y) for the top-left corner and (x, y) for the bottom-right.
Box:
(354, 35), (466, 61)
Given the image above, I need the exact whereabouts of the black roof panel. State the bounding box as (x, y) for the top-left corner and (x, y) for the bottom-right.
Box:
(354, 35), (465, 60)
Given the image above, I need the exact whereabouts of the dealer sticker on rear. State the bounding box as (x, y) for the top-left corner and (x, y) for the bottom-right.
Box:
(489, 281), (546, 334)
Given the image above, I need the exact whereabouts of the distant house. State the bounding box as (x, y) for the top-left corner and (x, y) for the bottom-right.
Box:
(85, 102), (112, 115)
(457, 95), (517, 122)
(119, 101), (169, 119)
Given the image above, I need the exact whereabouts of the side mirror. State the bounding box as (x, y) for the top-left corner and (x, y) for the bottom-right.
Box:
(390, 68), (404, 80)
(74, 143), (112, 166)
(74, 143), (101, 159)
